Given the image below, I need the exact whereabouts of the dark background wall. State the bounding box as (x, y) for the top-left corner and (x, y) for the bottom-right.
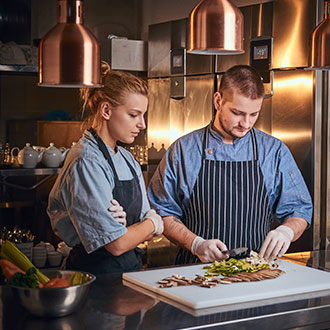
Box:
(0, 0), (145, 145)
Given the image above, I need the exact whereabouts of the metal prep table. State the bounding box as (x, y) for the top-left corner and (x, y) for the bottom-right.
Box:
(2, 250), (330, 329)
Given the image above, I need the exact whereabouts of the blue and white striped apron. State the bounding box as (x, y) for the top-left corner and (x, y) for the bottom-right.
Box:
(176, 126), (273, 264)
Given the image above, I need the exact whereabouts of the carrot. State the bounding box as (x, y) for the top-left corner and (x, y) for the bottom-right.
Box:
(43, 278), (70, 289)
(0, 259), (25, 281)
(1, 240), (49, 284)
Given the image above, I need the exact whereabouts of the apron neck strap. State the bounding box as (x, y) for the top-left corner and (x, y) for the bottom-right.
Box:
(88, 127), (138, 181)
(250, 128), (258, 161)
(88, 128), (119, 180)
(88, 128), (139, 180)
(202, 125), (210, 160)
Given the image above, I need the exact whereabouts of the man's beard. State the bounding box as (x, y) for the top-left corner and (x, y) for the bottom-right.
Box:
(217, 116), (249, 140)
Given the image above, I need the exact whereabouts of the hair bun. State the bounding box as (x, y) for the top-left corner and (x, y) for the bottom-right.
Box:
(101, 61), (111, 77)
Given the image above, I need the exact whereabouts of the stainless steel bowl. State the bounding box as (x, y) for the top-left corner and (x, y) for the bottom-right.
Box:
(9, 269), (96, 317)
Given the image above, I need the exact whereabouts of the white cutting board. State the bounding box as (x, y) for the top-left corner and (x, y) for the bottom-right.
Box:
(123, 260), (330, 310)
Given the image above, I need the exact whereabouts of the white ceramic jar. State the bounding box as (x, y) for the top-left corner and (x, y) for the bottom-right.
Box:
(17, 143), (43, 168)
(42, 143), (69, 167)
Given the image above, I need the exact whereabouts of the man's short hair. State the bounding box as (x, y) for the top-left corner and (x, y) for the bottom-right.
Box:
(219, 65), (265, 99)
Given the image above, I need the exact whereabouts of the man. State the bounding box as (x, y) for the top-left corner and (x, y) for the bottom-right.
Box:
(148, 65), (312, 264)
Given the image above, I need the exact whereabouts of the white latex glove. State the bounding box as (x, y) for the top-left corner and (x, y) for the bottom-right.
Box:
(259, 225), (294, 259)
(142, 209), (164, 236)
(108, 199), (127, 226)
(191, 236), (228, 263)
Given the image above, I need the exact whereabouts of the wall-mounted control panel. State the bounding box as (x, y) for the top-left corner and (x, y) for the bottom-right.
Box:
(170, 48), (186, 76)
(170, 48), (186, 99)
(250, 36), (273, 83)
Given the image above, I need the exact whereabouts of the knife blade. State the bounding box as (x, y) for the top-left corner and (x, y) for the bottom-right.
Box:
(222, 247), (248, 257)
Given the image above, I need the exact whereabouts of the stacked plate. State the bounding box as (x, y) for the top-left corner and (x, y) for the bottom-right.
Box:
(32, 246), (47, 268)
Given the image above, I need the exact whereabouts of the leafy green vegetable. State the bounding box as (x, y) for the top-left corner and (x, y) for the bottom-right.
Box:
(9, 267), (40, 288)
(1, 240), (49, 284)
(203, 258), (269, 276)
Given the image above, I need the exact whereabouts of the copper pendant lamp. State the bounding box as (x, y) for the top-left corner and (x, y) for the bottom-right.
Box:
(309, 0), (330, 70)
(39, 0), (102, 87)
(187, 0), (244, 55)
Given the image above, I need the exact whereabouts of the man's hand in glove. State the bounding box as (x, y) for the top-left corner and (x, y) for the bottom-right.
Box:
(191, 236), (228, 263)
(259, 225), (294, 259)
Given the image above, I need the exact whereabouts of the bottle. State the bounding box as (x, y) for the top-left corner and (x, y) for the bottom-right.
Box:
(148, 143), (158, 160)
(158, 144), (166, 159)
(4, 143), (10, 164)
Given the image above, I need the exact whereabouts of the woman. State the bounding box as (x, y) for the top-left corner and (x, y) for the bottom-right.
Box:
(47, 63), (163, 274)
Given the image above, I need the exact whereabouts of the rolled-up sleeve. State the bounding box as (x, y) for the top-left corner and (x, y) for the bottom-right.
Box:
(63, 157), (127, 253)
(148, 143), (185, 219)
(272, 144), (313, 226)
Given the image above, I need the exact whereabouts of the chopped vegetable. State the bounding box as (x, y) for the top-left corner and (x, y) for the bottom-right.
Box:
(43, 278), (70, 289)
(203, 258), (270, 276)
(244, 251), (279, 269)
(0, 259), (25, 281)
(68, 272), (90, 286)
(1, 240), (49, 284)
(9, 267), (40, 288)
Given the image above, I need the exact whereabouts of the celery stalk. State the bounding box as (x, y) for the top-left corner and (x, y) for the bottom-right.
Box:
(0, 250), (16, 264)
(1, 240), (49, 284)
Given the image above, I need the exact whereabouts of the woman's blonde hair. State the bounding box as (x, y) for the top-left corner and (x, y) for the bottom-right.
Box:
(80, 61), (148, 128)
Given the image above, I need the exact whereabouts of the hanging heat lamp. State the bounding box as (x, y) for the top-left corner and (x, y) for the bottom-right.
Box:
(38, 0), (102, 87)
(187, 0), (244, 55)
(309, 0), (330, 70)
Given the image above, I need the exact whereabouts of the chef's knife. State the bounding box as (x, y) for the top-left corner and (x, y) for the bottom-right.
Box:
(222, 247), (248, 257)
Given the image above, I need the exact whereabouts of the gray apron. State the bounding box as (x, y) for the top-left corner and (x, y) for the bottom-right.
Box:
(176, 126), (273, 264)
(66, 128), (144, 274)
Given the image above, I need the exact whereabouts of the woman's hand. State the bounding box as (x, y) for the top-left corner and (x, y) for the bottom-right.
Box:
(142, 209), (164, 236)
(108, 199), (127, 226)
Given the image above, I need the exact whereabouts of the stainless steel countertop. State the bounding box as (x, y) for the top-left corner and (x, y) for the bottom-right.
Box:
(2, 251), (330, 330)
(0, 167), (61, 192)
(0, 167), (61, 177)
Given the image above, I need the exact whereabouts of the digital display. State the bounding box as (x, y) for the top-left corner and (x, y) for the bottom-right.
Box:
(172, 55), (183, 68)
(253, 45), (268, 60)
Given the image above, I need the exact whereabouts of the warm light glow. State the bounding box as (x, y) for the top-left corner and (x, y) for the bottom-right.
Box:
(83, 43), (93, 83)
(149, 124), (210, 149)
(148, 130), (170, 140)
(272, 130), (312, 141)
(273, 76), (313, 88)
(148, 127), (185, 147)
(153, 237), (163, 243)
(257, 5), (263, 36)
(277, 2), (303, 67)
(189, 7), (197, 49)
(169, 126), (184, 144)
(224, 13), (235, 50)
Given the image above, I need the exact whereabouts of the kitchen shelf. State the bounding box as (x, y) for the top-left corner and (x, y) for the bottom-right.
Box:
(0, 64), (38, 74)
(0, 167), (60, 177)
(0, 167), (61, 190)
